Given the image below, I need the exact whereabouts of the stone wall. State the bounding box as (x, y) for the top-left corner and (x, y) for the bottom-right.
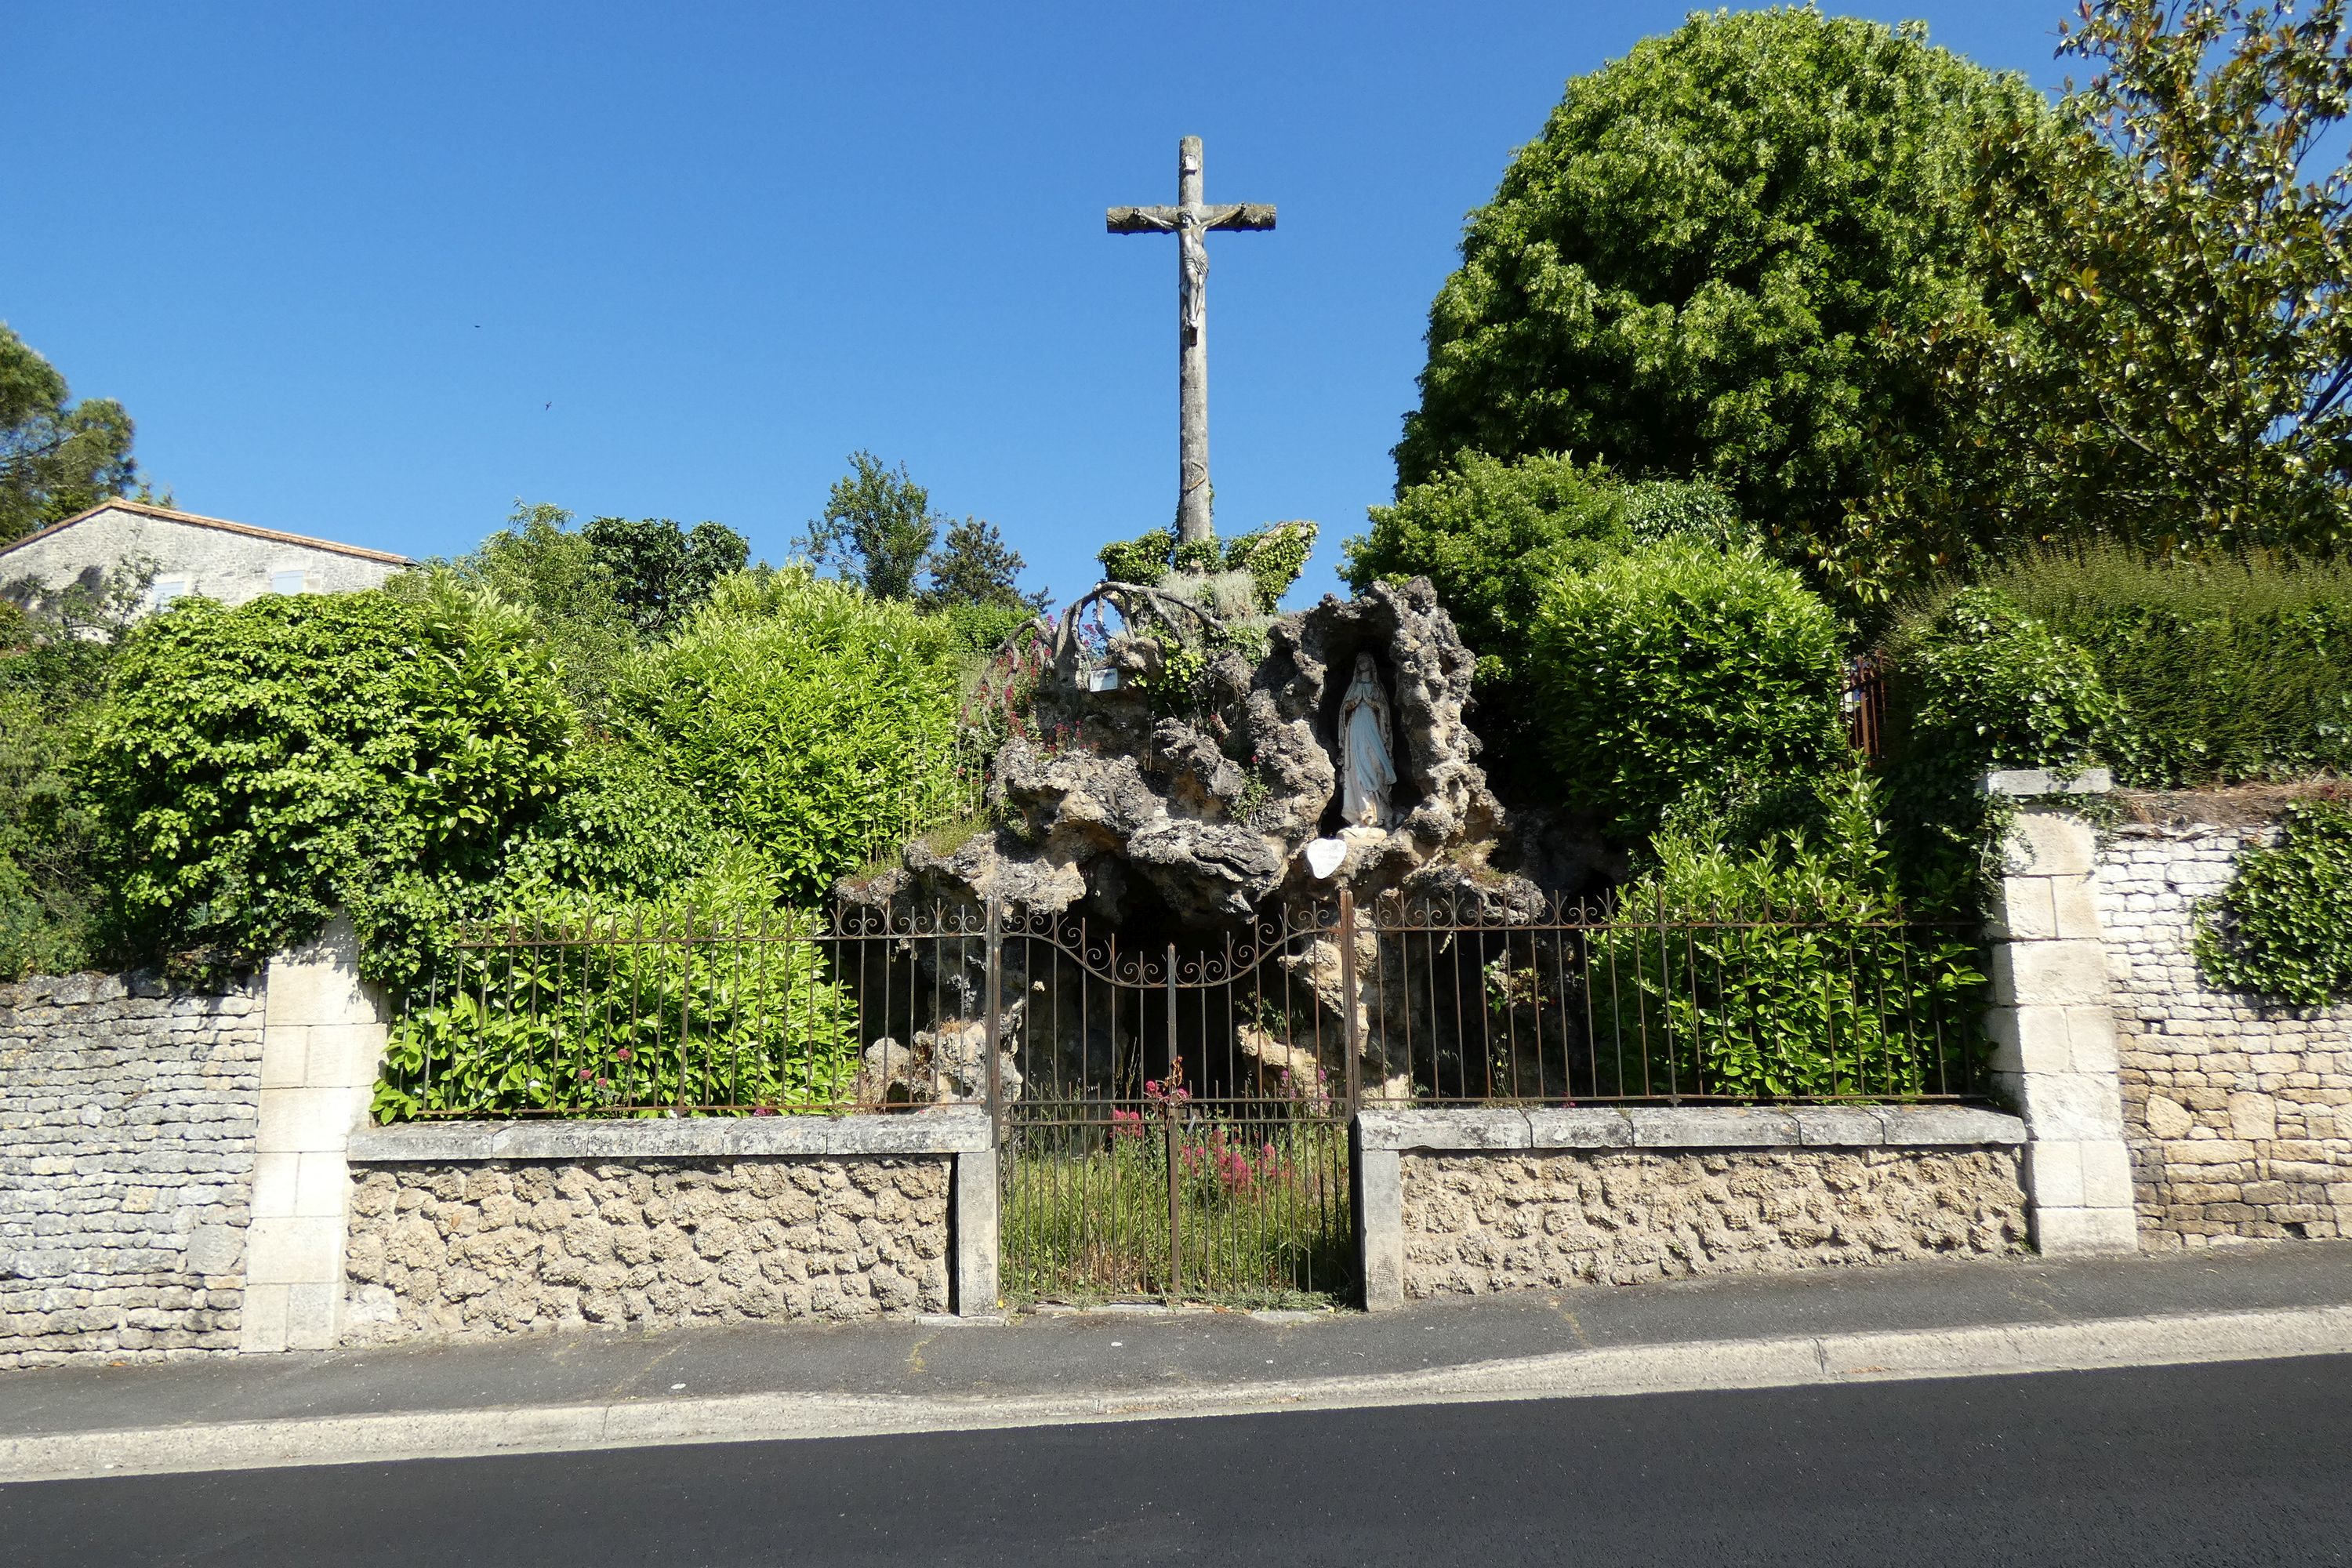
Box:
(1400, 1148), (2027, 1296)
(342, 1157), (953, 1341)
(0, 974), (262, 1368)
(2095, 822), (2352, 1247)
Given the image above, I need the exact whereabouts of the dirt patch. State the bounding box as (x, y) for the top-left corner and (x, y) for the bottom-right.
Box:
(2114, 779), (2351, 830)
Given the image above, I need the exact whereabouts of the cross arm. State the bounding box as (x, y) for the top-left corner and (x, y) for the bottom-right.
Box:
(1105, 203), (1276, 234)
(1106, 206), (1178, 234)
(1204, 203), (1276, 230)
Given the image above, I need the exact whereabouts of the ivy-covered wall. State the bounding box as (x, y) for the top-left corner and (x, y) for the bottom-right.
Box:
(2096, 821), (2352, 1247)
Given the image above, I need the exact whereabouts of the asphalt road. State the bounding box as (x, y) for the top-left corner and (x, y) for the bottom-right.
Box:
(5, 1356), (2349, 1567)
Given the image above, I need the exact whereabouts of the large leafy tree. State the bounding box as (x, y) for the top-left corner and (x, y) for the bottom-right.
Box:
(580, 514), (750, 637)
(0, 323), (151, 542)
(1951, 0), (2352, 557)
(804, 452), (938, 601)
(1394, 9), (2045, 612)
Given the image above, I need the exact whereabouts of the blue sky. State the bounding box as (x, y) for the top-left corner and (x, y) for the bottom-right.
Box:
(4, 1), (2078, 609)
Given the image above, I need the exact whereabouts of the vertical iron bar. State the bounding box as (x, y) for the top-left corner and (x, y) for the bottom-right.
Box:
(1339, 890), (1362, 1118)
(1166, 942), (1181, 1303)
(985, 898), (1004, 1151)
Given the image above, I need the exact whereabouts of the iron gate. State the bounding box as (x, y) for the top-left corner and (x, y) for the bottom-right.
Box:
(993, 898), (1359, 1307)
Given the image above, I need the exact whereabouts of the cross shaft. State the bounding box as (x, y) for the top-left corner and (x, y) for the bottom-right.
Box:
(1106, 136), (1275, 543)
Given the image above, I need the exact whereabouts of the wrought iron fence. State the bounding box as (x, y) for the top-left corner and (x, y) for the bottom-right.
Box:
(1356, 891), (1984, 1105)
(372, 892), (1987, 1122)
(993, 903), (1355, 1306)
(373, 904), (996, 1120)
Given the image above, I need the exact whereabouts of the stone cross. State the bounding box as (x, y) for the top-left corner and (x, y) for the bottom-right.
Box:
(1107, 136), (1276, 544)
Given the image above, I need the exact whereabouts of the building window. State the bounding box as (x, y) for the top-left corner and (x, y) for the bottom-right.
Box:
(270, 568), (309, 595)
(152, 576), (190, 608)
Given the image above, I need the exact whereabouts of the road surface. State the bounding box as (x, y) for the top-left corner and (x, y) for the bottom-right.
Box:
(5, 1355), (2347, 1566)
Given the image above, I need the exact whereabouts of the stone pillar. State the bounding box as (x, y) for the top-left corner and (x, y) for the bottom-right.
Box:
(242, 918), (386, 1351)
(953, 1145), (1000, 1317)
(1356, 1138), (1406, 1312)
(1984, 779), (2138, 1255)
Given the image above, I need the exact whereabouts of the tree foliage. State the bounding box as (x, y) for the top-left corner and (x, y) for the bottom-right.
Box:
(1953, 0), (2352, 556)
(1394, 9), (2044, 613)
(82, 587), (575, 973)
(805, 452), (938, 601)
(1344, 452), (1740, 781)
(0, 323), (154, 543)
(581, 514), (750, 638)
(400, 503), (750, 717)
(920, 515), (1047, 615)
(0, 568), (153, 978)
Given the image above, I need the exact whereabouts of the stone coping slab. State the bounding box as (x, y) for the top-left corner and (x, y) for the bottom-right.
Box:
(347, 1107), (993, 1163)
(1356, 1105), (2024, 1153)
(1978, 767), (2113, 798)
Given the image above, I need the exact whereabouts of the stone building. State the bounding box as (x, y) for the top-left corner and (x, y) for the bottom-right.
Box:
(0, 499), (408, 617)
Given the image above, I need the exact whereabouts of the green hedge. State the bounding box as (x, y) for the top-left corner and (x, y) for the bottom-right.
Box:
(1527, 541), (1846, 842)
(1589, 775), (1984, 1098)
(1887, 551), (2352, 788)
(1881, 587), (2119, 782)
(372, 902), (860, 1122)
(614, 568), (966, 904)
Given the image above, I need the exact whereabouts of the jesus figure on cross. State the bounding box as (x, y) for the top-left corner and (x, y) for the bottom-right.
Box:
(1107, 136), (1276, 544)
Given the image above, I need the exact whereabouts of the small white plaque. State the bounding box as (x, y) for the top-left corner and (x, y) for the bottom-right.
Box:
(1304, 837), (1348, 880)
(1086, 667), (1122, 692)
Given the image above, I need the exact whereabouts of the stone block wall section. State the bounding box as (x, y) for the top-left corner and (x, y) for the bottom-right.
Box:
(242, 919), (386, 1352)
(2095, 822), (2352, 1246)
(0, 973), (262, 1368)
(341, 1112), (999, 1341)
(1985, 805), (2141, 1254)
(1356, 1106), (2028, 1308)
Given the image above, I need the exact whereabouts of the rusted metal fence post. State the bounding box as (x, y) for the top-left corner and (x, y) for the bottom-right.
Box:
(1163, 942), (1182, 1300)
(1339, 890), (1362, 1117)
(983, 898), (1004, 1148)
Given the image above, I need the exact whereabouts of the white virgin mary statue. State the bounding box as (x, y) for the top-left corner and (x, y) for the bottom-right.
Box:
(1337, 652), (1397, 829)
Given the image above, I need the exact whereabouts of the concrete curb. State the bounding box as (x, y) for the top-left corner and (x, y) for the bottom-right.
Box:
(5, 1304), (2347, 1483)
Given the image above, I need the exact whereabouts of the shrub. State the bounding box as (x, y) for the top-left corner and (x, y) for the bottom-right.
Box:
(615, 568), (964, 902)
(1882, 586), (2121, 781)
(82, 585), (574, 973)
(1098, 521), (1319, 612)
(494, 742), (728, 906)
(1590, 773), (1984, 1098)
(931, 599), (1039, 655)
(1346, 452), (1632, 688)
(372, 894), (861, 1122)
(1980, 549), (2352, 786)
(1526, 541), (1845, 841)
(2195, 800), (2352, 1006)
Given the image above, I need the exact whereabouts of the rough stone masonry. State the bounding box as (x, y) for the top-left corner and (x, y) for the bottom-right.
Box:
(341, 1157), (953, 1342)
(1399, 1148), (2027, 1295)
(2096, 820), (2352, 1247)
(0, 974), (261, 1368)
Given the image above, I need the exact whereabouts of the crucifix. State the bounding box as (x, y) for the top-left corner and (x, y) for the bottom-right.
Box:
(1107, 136), (1276, 545)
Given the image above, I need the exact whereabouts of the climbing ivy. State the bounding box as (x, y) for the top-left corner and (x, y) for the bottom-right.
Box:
(2195, 800), (2352, 1006)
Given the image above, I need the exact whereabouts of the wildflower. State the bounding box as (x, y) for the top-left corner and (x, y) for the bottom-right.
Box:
(616, 1047), (633, 1062)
